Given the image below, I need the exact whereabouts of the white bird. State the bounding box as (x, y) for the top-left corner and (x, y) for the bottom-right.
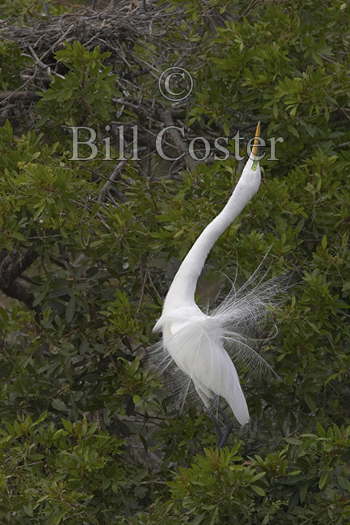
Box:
(153, 123), (278, 427)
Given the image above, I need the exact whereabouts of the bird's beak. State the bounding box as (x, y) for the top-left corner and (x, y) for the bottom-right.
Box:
(251, 121), (261, 157)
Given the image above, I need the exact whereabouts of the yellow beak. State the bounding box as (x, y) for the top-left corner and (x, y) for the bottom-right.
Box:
(251, 121), (261, 157)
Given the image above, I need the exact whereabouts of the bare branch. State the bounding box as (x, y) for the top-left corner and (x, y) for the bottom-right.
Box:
(0, 249), (38, 310)
(98, 159), (128, 203)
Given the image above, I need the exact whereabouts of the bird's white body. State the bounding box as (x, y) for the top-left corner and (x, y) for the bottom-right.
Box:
(153, 126), (273, 426)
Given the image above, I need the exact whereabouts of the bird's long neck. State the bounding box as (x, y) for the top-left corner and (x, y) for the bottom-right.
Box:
(163, 157), (260, 310)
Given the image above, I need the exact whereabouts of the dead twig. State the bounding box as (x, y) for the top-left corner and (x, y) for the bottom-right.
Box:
(98, 159), (128, 203)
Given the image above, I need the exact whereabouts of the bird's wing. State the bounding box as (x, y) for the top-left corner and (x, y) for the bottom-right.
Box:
(162, 314), (250, 425)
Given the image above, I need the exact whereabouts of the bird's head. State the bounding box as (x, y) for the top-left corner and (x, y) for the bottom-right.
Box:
(251, 121), (261, 165)
(236, 122), (262, 198)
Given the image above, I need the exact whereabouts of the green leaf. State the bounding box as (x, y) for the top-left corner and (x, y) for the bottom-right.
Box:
(52, 399), (68, 413)
(251, 485), (266, 497)
(319, 472), (329, 490)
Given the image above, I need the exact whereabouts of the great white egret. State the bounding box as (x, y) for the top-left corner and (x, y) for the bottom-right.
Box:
(153, 122), (279, 429)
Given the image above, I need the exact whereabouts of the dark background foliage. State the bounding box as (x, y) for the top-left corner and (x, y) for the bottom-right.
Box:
(0, 0), (349, 523)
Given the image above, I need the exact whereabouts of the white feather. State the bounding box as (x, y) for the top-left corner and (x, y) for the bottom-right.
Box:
(151, 128), (280, 425)
(152, 269), (281, 425)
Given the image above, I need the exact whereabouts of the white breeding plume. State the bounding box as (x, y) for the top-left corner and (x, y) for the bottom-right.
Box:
(153, 123), (279, 426)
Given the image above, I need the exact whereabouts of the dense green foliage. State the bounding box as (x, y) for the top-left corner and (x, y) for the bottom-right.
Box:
(0, 0), (349, 523)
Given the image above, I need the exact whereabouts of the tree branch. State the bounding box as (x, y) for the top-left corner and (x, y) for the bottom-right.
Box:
(0, 249), (38, 311)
